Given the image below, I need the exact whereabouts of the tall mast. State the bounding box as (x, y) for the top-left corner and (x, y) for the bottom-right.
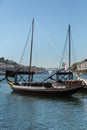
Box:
(29, 18), (34, 82)
(68, 24), (71, 71)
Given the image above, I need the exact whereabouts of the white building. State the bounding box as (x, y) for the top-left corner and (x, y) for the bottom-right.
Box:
(77, 59), (87, 71)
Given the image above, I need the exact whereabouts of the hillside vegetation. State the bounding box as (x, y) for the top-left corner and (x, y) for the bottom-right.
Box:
(0, 57), (48, 74)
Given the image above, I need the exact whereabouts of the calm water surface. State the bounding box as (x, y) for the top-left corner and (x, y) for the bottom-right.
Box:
(0, 75), (87, 130)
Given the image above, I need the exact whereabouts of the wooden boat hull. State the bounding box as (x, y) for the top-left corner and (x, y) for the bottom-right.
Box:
(6, 79), (82, 97)
(11, 86), (82, 97)
(78, 85), (87, 93)
(13, 88), (79, 97)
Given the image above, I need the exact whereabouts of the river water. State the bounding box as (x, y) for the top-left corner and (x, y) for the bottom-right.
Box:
(0, 75), (87, 130)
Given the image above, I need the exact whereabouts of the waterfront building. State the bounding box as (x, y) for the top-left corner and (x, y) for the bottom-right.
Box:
(77, 59), (87, 71)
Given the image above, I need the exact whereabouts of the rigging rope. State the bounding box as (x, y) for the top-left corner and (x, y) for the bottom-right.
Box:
(70, 31), (77, 64)
(19, 28), (31, 64)
(59, 29), (68, 68)
(35, 20), (59, 54)
(59, 26), (77, 71)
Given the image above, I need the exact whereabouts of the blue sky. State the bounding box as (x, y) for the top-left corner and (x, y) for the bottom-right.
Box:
(0, 0), (87, 68)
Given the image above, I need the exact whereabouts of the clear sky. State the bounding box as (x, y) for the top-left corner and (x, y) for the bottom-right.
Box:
(0, 0), (87, 68)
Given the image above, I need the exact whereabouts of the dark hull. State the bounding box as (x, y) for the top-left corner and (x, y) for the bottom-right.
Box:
(11, 86), (82, 97)
(6, 79), (83, 97)
(79, 85), (87, 93)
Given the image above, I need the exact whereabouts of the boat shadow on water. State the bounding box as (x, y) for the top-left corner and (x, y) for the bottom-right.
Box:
(10, 90), (83, 105)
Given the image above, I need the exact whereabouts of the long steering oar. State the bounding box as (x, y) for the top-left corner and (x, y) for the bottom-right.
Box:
(42, 73), (56, 83)
(0, 77), (6, 82)
(42, 68), (64, 83)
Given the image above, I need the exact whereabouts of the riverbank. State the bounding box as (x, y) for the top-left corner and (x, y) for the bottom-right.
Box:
(0, 57), (48, 74)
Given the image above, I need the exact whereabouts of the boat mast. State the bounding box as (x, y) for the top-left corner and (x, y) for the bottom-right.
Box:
(68, 24), (71, 71)
(29, 18), (34, 82)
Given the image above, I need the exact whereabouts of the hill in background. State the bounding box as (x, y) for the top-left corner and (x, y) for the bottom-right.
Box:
(0, 57), (48, 74)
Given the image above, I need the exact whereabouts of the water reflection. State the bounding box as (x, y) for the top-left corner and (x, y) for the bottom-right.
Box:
(6, 93), (84, 129)
(0, 80), (87, 129)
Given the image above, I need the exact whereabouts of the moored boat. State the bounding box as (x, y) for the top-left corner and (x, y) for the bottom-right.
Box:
(5, 69), (83, 97)
(4, 19), (83, 97)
